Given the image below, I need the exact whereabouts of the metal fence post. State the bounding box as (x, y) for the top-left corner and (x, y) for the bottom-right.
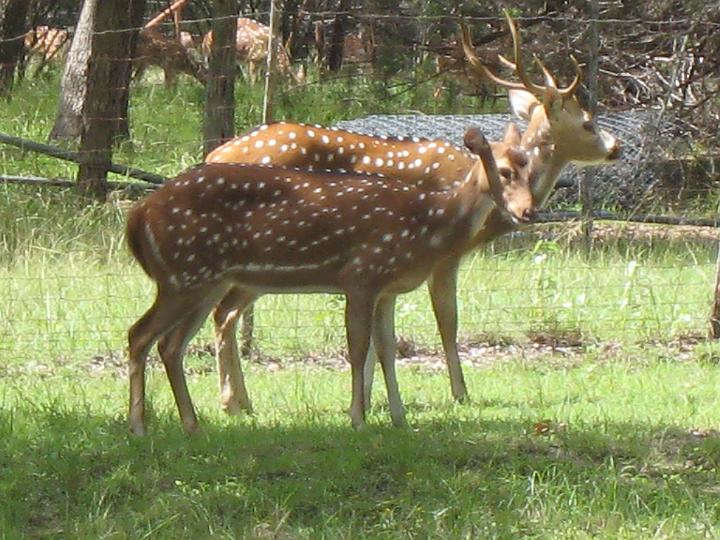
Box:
(580, 0), (600, 253)
(241, 0), (281, 358)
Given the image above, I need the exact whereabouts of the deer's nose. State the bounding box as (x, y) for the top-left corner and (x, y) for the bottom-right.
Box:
(608, 143), (622, 161)
(521, 207), (537, 223)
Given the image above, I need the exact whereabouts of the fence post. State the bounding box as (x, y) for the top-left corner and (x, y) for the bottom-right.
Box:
(580, 0), (600, 253)
(203, 0), (237, 156)
(711, 238), (720, 338)
(241, 0), (281, 358)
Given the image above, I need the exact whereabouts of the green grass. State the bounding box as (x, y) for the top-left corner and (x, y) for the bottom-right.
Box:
(0, 182), (716, 364)
(1, 221), (715, 364)
(2, 350), (720, 538)
(1, 66), (720, 539)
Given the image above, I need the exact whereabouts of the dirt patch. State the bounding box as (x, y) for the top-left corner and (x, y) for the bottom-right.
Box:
(0, 333), (711, 379)
(532, 220), (719, 245)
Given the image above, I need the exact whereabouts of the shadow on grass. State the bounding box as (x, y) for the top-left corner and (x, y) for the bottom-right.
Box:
(1, 403), (719, 538)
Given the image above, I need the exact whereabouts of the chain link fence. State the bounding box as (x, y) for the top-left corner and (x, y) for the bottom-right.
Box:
(0, 1), (718, 366)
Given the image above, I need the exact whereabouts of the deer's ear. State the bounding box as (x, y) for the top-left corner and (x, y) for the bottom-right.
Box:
(507, 147), (528, 168)
(463, 127), (489, 155)
(502, 122), (522, 146)
(508, 89), (538, 121)
(542, 87), (564, 121)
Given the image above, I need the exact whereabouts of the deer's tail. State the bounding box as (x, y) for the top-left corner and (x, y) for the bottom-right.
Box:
(125, 204), (156, 279)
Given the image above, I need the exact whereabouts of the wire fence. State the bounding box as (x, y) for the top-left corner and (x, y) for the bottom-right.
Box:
(1, 239), (716, 366)
(0, 1), (718, 366)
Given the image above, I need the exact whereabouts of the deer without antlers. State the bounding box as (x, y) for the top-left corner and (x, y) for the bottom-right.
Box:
(134, 27), (207, 88)
(203, 13), (622, 411)
(202, 17), (302, 84)
(24, 26), (69, 68)
(206, 121), (532, 414)
(126, 127), (534, 435)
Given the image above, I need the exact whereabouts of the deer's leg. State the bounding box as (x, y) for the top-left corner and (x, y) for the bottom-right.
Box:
(163, 65), (177, 89)
(363, 339), (378, 411)
(428, 256), (469, 403)
(133, 62), (146, 83)
(372, 295), (406, 427)
(248, 60), (257, 84)
(157, 299), (217, 435)
(345, 291), (376, 429)
(213, 287), (258, 415)
(128, 290), (201, 436)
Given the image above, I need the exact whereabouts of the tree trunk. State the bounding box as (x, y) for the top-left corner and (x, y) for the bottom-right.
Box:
(326, 0), (350, 72)
(285, 0), (313, 60)
(202, 0), (237, 156)
(0, 0), (30, 98)
(281, 0), (299, 51)
(76, 0), (145, 201)
(49, 0), (96, 141)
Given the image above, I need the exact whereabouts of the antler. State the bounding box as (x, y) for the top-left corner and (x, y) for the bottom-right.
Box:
(460, 10), (583, 98)
(459, 21), (537, 94)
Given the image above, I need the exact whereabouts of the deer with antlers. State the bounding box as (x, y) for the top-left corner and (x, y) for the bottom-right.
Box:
(127, 128), (532, 435)
(126, 127), (534, 435)
(201, 12), (621, 415)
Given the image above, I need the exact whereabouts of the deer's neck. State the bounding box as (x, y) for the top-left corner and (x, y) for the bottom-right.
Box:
(531, 151), (568, 207)
(525, 125), (570, 208)
(428, 167), (495, 247)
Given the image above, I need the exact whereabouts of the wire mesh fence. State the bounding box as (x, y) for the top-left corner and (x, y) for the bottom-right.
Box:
(1, 233), (717, 366)
(0, 1), (718, 366)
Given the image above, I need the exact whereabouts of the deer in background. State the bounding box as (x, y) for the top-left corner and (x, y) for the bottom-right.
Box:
(202, 17), (304, 84)
(134, 27), (207, 88)
(202, 12), (621, 415)
(24, 26), (69, 73)
(126, 127), (535, 435)
(132, 0), (206, 88)
(432, 38), (477, 98)
(313, 19), (375, 71)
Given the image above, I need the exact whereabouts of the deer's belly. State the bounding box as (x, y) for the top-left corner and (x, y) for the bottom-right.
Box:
(225, 265), (344, 294)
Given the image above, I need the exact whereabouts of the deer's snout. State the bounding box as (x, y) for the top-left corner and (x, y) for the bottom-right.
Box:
(521, 207), (537, 222)
(608, 142), (622, 161)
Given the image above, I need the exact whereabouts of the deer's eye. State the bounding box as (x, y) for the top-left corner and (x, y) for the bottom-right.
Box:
(499, 167), (513, 180)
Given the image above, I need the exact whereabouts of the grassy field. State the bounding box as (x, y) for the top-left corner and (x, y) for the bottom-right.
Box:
(1, 188), (715, 365)
(1, 70), (720, 538)
(2, 349), (720, 538)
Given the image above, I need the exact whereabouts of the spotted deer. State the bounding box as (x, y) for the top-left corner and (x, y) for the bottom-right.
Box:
(134, 27), (207, 88)
(313, 20), (375, 69)
(126, 127), (534, 435)
(206, 121), (532, 412)
(202, 17), (303, 84)
(24, 26), (69, 66)
(202, 13), (621, 413)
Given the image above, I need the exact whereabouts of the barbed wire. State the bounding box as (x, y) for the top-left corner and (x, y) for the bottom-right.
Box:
(4, 11), (720, 44)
